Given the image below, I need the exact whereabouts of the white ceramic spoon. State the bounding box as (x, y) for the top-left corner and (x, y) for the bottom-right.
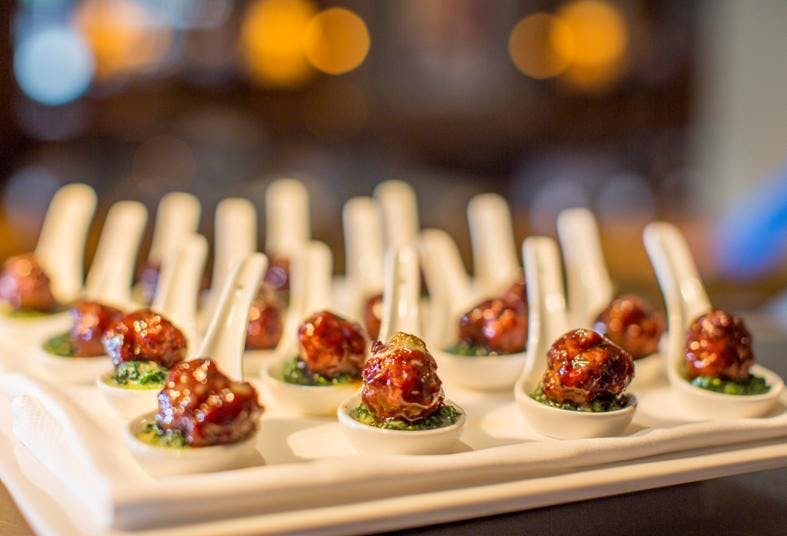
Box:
(338, 245), (467, 455)
(262, 242), (360, 416)
(373, 180), (419, 250)
(468, 193), (521, 298)
(134, 192), (201, 304)
(35, 201), (148, 383)
(97, 234), (208, 419)
(421, 229), (526, 390)
(126, 253), (267, 476)
(0, 183), (97, 337)
(643, 222), (783, 419)
(557, 207), (663, 384)
(265, 178), (310, 259)
(514, 237), (637, 439)
(336, 196), (385, 320)
(198, 197), (257, 331)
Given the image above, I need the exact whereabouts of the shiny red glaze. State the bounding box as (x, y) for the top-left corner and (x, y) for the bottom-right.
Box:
(363, 293), (383, 341)
(593, 294), (664, 359)
(102, 309), (187, 368)
(135, 261), (161, 305)
(458, 298), (527, 354)
(361, 332), (444, 422)
(245, 288), (284, 350)
(502, 279), (527, 311)
(297, 310), (367, 378)
(263, 257), (290, 293)
(156, 358), (262, 447)
(542, 328), (634, 406)
(0, 254), (57, 312)
(69, 301), (123, 357)
(683, 309), (754, 381)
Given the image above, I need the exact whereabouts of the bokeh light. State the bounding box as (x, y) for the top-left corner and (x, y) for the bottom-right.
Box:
(13, 26), (94, 106)
(4, 166), (61, 236)
(508, 13), (572, 79)
(240, 0), (316, 88)
(304, 8), (370, 75)
(74, 0), (171, 80)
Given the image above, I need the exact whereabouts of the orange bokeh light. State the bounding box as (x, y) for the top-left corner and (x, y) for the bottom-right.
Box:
(304, 8), (370, 75)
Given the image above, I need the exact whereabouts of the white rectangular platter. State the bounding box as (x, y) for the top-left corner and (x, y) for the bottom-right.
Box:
(0, 335), (785, 536)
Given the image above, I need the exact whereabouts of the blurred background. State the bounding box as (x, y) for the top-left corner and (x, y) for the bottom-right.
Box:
(1, 0), (786, 313)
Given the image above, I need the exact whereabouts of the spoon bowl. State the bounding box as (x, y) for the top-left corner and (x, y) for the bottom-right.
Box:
(96, 373), (159, 419)
(433, 349), (525, 391)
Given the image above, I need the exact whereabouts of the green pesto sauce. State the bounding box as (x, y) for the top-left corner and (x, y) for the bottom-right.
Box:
(137, 423), (187, 449)
(281, 356), (359, 387)
(107, 360), (168, 390)
(42, 332), (76, 357)
(350, 403), (463, 431)
(689, 374), (770, 396)
(530, 384), (628, 412)
(3, 308), (54, 319)
(444, 341), (513, 357)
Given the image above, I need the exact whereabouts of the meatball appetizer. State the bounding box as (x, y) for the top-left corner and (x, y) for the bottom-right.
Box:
(102, 309), (188, 389)
(682, 309), (768, 395)
(42, 301), (123, 358)
(531, 328), (634, 412)
(449, 280), (528, 356)
(363, 293), (383, 341)
(282, 310), (367, 386)
(352, 332), (462, 430)
(0, 254), (58, 313)
(245, 288), (284, 350)
(593, 294), (664, 359)
(139, 358), (263, 448)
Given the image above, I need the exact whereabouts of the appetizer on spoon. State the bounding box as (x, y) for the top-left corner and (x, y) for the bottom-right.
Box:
(558, 208), (664, 383)
(126, 254), (267, 476)
(0, 183), (96, 339)
(338, 246), (465, 454)
(97, 234), (208, 419)
(514, 237), (637, 439)
(262, 242), (367, 416)
(34, 201), (148, 383)
(644, 222), (783, 418)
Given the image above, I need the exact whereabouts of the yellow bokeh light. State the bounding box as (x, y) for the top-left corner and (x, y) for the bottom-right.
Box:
(552, 0), (627, 68)
(240, 0), (316, 88)
(509, 13), (573, 79)
(74, 0), (169, 80)
(304, 8), (370, 75)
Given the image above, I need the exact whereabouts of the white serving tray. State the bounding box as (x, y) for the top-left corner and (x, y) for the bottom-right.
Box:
(0, 335), (785, 535)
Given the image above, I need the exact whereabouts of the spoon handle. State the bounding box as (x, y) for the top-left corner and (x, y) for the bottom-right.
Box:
(468, 193), (520, 297)
(153, 234), (208, 350)
(34, 183), (97, 304)
(379, 245), (421, 341)
(199, 254), (267, 379)
(557, 208), (615, 327)
(147, 192), (201, 265)
(342, 196), (385, 296)
(303, 241), (333, 316)
(83, 201), (147, 308)
(374, 180), (419, 249)
(521, 237), (569, 386)
(211, 197), (257, 293)
(418, 228), (473, 346)
(265, 179), (310, 258)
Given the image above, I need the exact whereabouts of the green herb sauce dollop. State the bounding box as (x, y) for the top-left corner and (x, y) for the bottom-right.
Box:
(530, 384), (628, 412)
(137, 423), (187, 448)
(281, 356), (359, 387)
(42, 332), (76, 357)
(689, 374), (769, 396)
(350, 403), (463, 431)
(107, 360), (169, 390)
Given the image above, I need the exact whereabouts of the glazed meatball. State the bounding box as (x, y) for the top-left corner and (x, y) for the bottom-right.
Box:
(542, 328), (634, 407)
(593, 294), (664, 359)
(246, 288), (284, 350)
(502, 279), (527, 311)
(135, 261), (161, 305)
(297, 310), (367, 378)
(69, 301), (123, 357)
(103, 309), (187, 368)
(683, 309), (754, 381)
(0, 254), (57, 312)
(157, 358), (262, 447)
(458, 298), (527, 354)
(363, 293), (383, 341)
(361, 332), (444, 422)
(263, 256), (290, 293)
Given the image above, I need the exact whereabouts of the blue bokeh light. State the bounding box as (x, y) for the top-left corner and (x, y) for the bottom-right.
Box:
(13, 26), (94, 106)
